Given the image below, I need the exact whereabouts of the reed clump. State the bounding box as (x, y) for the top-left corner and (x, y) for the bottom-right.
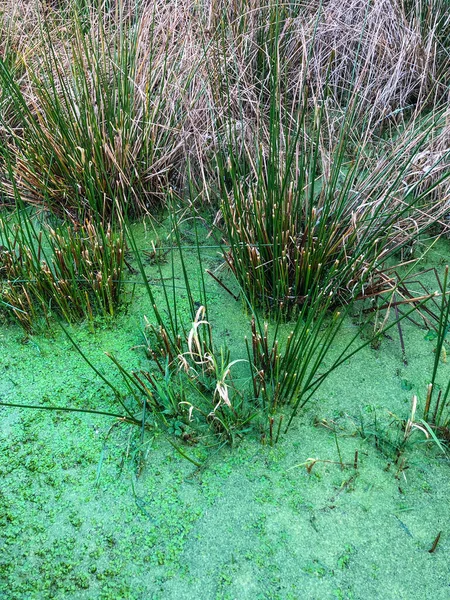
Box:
(0, 217), (125, 331)
(219, 104), (449, 319)
(0, 2), (190, 219)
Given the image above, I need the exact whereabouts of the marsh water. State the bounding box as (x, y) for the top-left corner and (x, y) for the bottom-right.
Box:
(1, 225), (449, 599)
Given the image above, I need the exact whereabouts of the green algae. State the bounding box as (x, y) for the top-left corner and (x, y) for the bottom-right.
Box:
(0, 229), (449, 599)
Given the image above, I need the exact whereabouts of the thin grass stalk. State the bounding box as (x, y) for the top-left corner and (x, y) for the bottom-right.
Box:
(424, 265), (450, 424)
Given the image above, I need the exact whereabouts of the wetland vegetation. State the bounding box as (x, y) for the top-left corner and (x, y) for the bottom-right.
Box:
(0, 1), (449, 598)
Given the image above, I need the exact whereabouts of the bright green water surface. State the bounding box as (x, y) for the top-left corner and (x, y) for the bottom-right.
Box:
(0, 226), (449, 599)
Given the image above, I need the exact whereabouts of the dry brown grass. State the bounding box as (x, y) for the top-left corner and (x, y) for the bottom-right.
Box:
(300, 0), (430, 116)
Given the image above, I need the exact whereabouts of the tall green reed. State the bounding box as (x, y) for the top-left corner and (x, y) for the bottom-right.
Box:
(0, 205), (125, 331)
(115, 201), (256, 445)
(212, 4), (449, 321)
(423, 265), (450, 429)
(195, 4), (446, 437)
(0, 1), (183, 219)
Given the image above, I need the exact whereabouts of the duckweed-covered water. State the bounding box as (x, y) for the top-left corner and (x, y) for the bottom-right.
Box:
(1, 226), (449, 599)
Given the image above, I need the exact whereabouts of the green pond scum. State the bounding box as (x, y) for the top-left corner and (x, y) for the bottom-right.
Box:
(0, 227), (449, 599)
